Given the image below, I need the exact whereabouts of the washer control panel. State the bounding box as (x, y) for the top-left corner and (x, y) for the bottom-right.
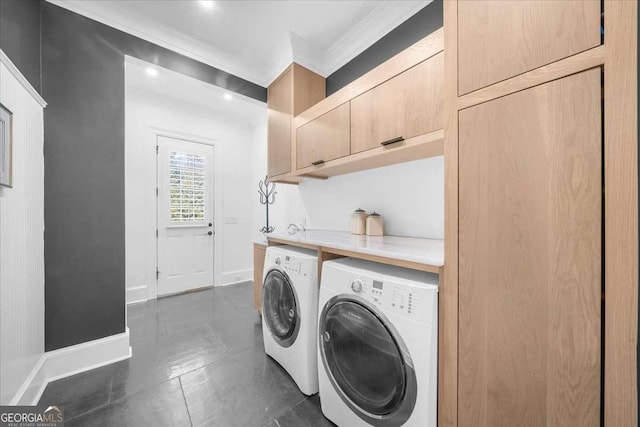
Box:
(347, 275), (436, 323)
(269, 254), (313, 278)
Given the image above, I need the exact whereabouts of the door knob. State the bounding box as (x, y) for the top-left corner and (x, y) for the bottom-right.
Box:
(207, 231), (213, 236)
(209, 223), (213, 227)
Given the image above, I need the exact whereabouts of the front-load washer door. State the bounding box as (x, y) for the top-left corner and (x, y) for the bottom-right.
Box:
(263, 269), (300, 348)
(319, 296), (417, 427)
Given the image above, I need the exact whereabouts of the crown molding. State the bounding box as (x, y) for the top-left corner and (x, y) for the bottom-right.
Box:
(47, 0), (431, 89)
(290, 32), (328, 76)
(0, 50), (47, 108)
(45, 0), (267, 86)
(263, 38), (295, 88)
(324, 0), (431, 76)
(264, 0), (431, 86)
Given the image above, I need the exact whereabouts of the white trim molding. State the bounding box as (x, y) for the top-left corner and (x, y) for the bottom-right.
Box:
(0, 50), (47, 108)
(46, 0), (260, 86)
(265, 0), (432, 84)
(324, 0), (431, 77)
(10, 329), (131, 406)
(46, 0), (430, 88)
(220, 268), (253, 286)
(126, 286), (148, 305)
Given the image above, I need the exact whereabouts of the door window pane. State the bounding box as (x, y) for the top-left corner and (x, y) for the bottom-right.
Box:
(169, 151), (206, 222)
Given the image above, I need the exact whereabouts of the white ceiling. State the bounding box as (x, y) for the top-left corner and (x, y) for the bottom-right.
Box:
(48, 0), (430, 87)
(125, 56), (267, 127)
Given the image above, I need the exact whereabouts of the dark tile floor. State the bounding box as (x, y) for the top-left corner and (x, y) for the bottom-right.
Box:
(38, 282), (334, 427)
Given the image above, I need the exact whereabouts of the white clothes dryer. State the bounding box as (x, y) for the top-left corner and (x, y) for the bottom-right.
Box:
(262, 245), (319, 395)
(317, 258), (439, 427)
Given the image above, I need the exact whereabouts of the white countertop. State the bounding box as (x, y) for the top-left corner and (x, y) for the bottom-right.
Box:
(267, 230), (444, 267)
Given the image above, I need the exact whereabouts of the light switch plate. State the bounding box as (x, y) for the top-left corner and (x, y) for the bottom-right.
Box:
(224, 216), (238, 224)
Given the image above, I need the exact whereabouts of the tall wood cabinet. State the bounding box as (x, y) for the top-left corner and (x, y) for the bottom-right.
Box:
(443, 1), (637, 426)
(267, 64), (325, 180)
(458, 69), (601, 426)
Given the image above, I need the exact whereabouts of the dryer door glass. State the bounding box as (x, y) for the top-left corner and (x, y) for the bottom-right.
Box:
(263, 270), (298, 342)
(322, 300), (405, 416)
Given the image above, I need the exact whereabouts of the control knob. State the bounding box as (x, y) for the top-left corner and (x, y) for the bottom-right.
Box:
(351, 279), (363, 293)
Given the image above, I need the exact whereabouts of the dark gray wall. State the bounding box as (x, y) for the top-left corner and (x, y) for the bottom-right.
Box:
(0, 0), (41, 93)
(326, 0), (443, 95)
(41, 2), (265, 351)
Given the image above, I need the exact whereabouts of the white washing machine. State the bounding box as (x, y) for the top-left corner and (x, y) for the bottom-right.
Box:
(262, 245), (319, 395)
(317, 258), (439, 427)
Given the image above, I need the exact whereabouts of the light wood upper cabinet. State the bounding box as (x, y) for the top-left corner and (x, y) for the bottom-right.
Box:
(291, 29), (444, 179)
(458, 69), (601, 426)
(351, 52), (443, 154)
(296, 102), (350, 169)
(267, 64), (325, 178)
(267, 69), (293, 177)
(457, 0), (601, 95)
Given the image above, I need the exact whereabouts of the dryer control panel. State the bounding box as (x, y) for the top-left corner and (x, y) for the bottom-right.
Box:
(348, 276), (437, 324)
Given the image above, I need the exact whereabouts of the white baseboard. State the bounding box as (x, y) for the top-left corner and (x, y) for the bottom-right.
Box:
(10, 329), (131, 406)
(126, 286), (148, 305)
(8, 355), (47, 406)
(219, 268), (253, 286)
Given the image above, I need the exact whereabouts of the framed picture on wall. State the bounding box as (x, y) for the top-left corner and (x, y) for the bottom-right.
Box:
(0, 103), (12, 188)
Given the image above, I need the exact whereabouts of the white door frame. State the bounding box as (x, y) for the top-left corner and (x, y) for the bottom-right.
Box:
(149, 127), (223, 300)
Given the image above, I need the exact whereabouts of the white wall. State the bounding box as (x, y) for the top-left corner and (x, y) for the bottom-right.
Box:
(251, 122), (309, 242)
(251, 125), (444, 240)
(125, 87), (260, 303)
(0, 56), (46, 404)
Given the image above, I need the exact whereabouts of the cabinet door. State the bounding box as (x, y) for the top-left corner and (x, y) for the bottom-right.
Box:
(458, 69), (601, 426)
(458, 0), (600, 95)
(351, 52), (443, 154)
(296, 102), (350, 169)
(267, 69), (292, 177)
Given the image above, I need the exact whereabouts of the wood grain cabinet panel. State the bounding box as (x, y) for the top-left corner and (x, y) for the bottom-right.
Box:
(458, 69), (601, 426)
(253, 243), (267, 313)
(296, 102), (350, 169)
(267, 64), (325, 179)
(351, 52), (443, 154)
(267, 69), (293, 177)
(458, 0), (601, 95)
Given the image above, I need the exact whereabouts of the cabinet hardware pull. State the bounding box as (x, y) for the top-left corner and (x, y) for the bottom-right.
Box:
(311, 160), (325, 166)
(380, 136), (404, 146)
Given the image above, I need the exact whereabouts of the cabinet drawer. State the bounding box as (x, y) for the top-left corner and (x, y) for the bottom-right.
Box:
(350, 52), (443, 155)
(458, 0), (601, 95)
(296, 102), (350, 169)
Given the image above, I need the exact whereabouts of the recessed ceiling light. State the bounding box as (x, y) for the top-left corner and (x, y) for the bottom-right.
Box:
(199, 0), (214, 9)
(223, 93), (233, 101)
(145, 67), (158, 77)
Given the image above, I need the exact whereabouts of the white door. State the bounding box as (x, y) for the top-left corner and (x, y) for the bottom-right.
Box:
(157, 136), (215, 296)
